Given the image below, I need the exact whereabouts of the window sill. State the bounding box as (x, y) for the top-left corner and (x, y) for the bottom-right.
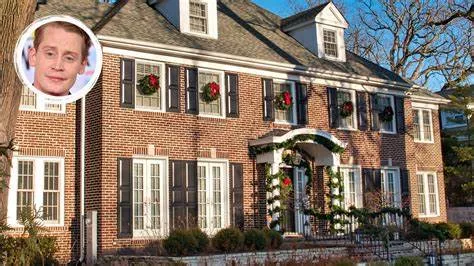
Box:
(414, 140), (435, 144)
(337, 127), (358, 132)
(183, 31), (216, 40)
(380, 130), (397, 135)
(419, 214), (440, 218)
(19, 108), (66, 114)
(134, 107), (165, 113)
(274, 120), (296, 126)
(198, 113), (226, 120)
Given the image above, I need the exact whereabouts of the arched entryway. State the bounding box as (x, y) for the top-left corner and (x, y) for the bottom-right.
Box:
(249, 128), (346, 235)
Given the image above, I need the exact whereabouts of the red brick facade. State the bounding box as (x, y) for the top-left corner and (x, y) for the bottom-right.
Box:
(11, 52), (446, 263)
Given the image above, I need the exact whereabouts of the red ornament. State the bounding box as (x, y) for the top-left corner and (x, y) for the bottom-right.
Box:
(283, 91), (292, 105)
(209, 82), (220, 97)
(149, 74), (158, 87)
(282, 177), (292, 186)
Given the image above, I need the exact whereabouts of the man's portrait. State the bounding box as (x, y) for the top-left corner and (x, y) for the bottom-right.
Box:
(14, 16), (102, 103)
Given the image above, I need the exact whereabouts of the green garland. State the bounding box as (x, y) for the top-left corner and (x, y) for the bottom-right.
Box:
(265, 164), (293, 230)
(250, 134), (345, 156)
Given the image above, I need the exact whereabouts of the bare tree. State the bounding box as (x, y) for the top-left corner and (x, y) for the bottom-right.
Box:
(0, 0), (36, 222)
(285, 0), (472, 89)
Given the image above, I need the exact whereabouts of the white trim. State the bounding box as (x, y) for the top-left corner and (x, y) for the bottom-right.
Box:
(19, 88), (66, 113)
(249, 127), (346, 149)
(197, 159), (230, 235)
(7, 156), (65, 227)
(413, 108), (435, 143)
(336, 88), (357, 131)
(338, 165), (363, 209)
(131, 157), (169, 239)
(134, 59), (167, 112)
(380, 167), (401, 207)
(197, 68), (226, 118)
(416, 171), (440, 218)
(410, 95), (450, 105)
(411, 102), (439, 110)
(99, 36), (418, 91)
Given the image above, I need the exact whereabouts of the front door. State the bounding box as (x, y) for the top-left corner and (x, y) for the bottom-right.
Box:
(197, 162), (227, 235)
(294, 167), (310, 234)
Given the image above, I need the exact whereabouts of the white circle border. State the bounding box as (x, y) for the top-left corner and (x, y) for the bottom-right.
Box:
(13, 15), (103, 104)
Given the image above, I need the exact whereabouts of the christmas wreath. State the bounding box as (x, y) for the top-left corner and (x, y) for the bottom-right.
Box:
(138, 74), (160, 95)
(379, 106), (394, 122)
(201, 82), (220, 103)
(275, 91), (292, 110)
(340, 101), (354, 117)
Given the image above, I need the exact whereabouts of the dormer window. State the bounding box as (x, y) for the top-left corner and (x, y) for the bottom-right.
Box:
(190, 1), (208, 34)
(323, 29), (338, 58)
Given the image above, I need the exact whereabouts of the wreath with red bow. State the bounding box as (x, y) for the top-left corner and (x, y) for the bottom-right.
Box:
(379, 106), (394, 122)
(138, 74), (160, 95)
(340, 101), (354, 117)
(275, 91), (293, 110)
(201, 82), (220, 103)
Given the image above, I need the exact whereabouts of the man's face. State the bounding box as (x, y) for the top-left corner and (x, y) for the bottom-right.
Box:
(28, 26), (87, 96)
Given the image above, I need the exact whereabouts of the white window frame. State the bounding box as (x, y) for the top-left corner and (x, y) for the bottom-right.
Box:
(322, 28), (338, 58)
(413, 108), (434, 143)
(336, 88), (357, 131)
(339, 165), (363, 209)
(19, 87), (66, 113)
(197, 158), (229, 235)
(131, 157), (169, 238)
(417, 171), (440, 218)
(197, 68), (226, 118)
(376, 94), (397, 134)
(380, 167), (401, 207)
(189, 0), (208, 35)
(272, 79), (297, 125)
(7, 156), (65, 227)
(134, 60), (166, 112)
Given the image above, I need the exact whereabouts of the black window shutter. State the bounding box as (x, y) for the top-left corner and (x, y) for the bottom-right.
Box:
(117, 158), (132, 237)
(362, 168), (375, 206)
(328, 87), (339, 128)
(373, 168), (382, 191)
(170, 160), (198, 230)
(166, 65), (180, 112)
(296, 83), (308, 125)
(185, 68), (199, 114)
(229, 163), (244, 230)
(120, 58), (135, 108)
(400, 169), (410, 196)
(226, 73), (239, 117)
(395, 96), (405, 134)
(370, 94), (380, 131)
(357, 92), (368, 131)
(262, 78), (274, 121)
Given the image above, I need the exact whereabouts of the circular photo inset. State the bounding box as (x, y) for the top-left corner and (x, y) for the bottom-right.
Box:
(14, 15), (102, 103)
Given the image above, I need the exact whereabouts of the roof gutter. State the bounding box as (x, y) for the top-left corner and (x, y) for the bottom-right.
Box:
(97, 35), (413, 91)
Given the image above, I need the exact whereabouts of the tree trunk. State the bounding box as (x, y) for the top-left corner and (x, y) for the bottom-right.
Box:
(0, 0), (36, 222)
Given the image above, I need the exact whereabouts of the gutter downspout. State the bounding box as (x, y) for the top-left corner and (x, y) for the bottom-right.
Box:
(79, 97), (86, 263)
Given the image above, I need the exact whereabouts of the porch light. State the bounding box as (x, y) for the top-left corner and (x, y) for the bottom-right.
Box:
(291, 151), (302, 165)
(354, 229), (362, 244)
(428, 252), (436, 266)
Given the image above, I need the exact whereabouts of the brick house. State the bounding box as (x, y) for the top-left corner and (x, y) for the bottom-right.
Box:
(8, 0), (449, 263)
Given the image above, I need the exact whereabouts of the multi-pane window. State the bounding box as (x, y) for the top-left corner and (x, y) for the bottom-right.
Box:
(273, 82), (294, 123)
(339, 167), (362, 209)
(417, 172), (439, 217)
(413, 109), (433, 142)
(323, 29), (338, 57)
(375, 94), (396, 133)
(20, 87), (65, 112)
(8, 157), (63, 226)
(43, 162), (60, 222)
(199, 71), (222, 116)
(337, 90), (356, 129)
(197, 161), (227, 235)
(135, 61), (162, 109)
(16, 161), (34, 220)
(381, 169), (401, 207)
(132, 159), (166, 237)
(190, 1), (208, 34)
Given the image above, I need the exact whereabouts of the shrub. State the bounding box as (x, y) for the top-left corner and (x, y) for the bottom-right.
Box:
(459, 222), (474, 238)
(244, 229), (266, 251)
(163, 229), (198, 256)
(435, 222), (461, 239)
(262, 228), (283, 249)
(212, 228), (244, 252)
(188, 228), (209, 252)
(405, 219), (444, 241)
(394, 256), (423, 266)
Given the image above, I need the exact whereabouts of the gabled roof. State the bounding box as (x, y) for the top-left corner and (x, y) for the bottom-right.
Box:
(35, 0), (408, 85)
(280, 2), (329, 28)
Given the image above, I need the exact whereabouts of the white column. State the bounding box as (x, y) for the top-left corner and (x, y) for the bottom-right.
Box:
(267, 149), (283, 230)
